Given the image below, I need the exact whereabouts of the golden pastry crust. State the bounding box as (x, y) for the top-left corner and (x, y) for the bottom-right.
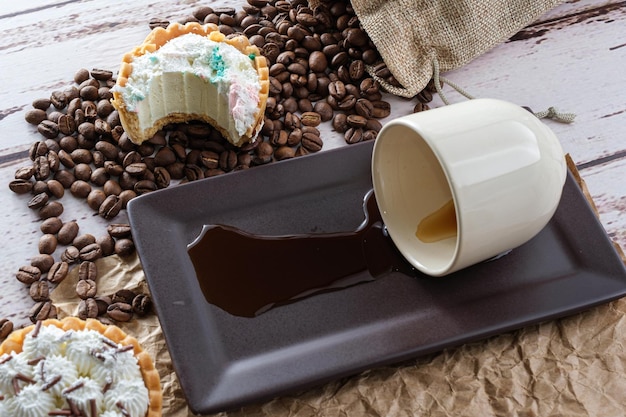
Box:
(0, 317), (162, 417)
(112, 22), (269, 147)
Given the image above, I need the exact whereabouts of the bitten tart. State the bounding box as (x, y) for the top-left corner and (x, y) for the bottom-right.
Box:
(112, 22), (269, 147)
(0, 317), (161, 417)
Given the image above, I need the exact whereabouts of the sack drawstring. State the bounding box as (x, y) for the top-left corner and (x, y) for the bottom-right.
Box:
(431, 58), (576, 124)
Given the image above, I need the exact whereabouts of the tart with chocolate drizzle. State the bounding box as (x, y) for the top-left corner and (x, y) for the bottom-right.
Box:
(0, 317), (161, 417)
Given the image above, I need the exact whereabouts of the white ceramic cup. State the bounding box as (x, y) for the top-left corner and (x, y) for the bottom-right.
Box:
(371, 98), (567, 277)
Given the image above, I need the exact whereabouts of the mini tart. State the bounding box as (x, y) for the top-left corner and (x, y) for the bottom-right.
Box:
(0, 317), (161, 417)
(112, 22), (269, 147)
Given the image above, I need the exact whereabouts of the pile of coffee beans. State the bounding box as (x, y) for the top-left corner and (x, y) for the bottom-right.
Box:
(7, 0), (436, 326)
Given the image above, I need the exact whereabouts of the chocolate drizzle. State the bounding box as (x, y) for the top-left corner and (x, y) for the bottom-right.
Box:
(188, 190), (417, 317)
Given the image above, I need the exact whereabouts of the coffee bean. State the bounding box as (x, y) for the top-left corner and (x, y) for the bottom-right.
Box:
(154, 166), (171, 189)
(366, 118), (383, 132)
(30, 280), (50, 302)
(50, 91), (67, 109)
(107, 302), (133, 322)
(313, 101), (334, 121)
(47, 261), (69, 284)
(16, 266), (42, 285)
(413, 102), (430, 113)
(118, 190), (137, 209)
(29, 301), (57, 323)
(25, 109), (47, 125)
(58, 221), (79, 245)
(99, 195), (122, 219)
(76, 279), (97, 299)
(28, 192), (49, 210)
(77, 261), (97, 281)
(40, 217), (63, 234)
(73, 234), (96, 250)
(0, 319), (13, 341)
(79, 243), (103, 262)
(132, 294), (153, 316)
(97, 234), (115, 257)
(61, 246), (80, 264)
(363, 129), (378, 142)
(301, 132), (323, 152)
(38, 234), (58, 255)
(94, 296), (112, 316)
(9, 179), (34, 194)
(78, 298), (99, 320)
(371, 100), (391, 118)
(70, 180), (92, 198)
(301, 112), (322, 127)
(53, 169), (76, 188)
(345, 127), (364, 144)
(114, 239), (135, 257)
(134, 180), (157, 195)
(39, 201), (64, 219)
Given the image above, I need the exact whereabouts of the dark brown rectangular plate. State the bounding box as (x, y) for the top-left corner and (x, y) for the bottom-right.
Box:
(128, 140), (626, 415)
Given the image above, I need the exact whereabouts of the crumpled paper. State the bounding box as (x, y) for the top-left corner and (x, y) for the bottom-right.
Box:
(51, 158), (626, 417)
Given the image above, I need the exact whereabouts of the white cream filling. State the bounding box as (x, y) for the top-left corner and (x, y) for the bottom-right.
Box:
(0, 325), (150, 417)
(116, 33), (261, 142)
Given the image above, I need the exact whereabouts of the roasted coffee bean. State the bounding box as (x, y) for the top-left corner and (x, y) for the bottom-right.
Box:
(32, 180), (48, 195)
(301, 132), (323, 152)
(40, 217), (62, 235)
(34, 156), (50, 181)
(349, 60), (365, 80)
(16, 265), (42, 285)
(310, 102), (331, 122)
(274, 146), (296, 160)
(107, 302), (133, 322)
(354, 98), (374, 118)
(53, 169), (76, 188)
(362, 129), (378, 142)
(90, 167), (109, 186)
(37, 120), (59, 139)
(78, 261), (97, 281)
(347, 114), (368, 129)
(366, 118), (383, 132)
(125, 162), (148, 176)
(0, 319), (13, 341)
(9, 179), (34, 194)
(28, 192), (49, 210)
(111, 289), (136, 305)
(301, 112), (321, 127)
(47, 261), (69, 284)
(38, 234), (58, 255)
(96, 234), (115, 257)
(106, 223), (131, 239)
(99, 195), (122, 219)
(29, 301), (57, 323)
(61, 246), (80, 264)
(73, 234), (96, 250)
(132, 294), (152, 316)
(345, 127), (364, 144)
(332, 113), (349, 133)
(114, 239), (135, 257)
(154, 166), (171, 189)
(413, 102), (430, 113)
(79, 243), (103, 262)
(39, 201), (64, 219)
(134, 180), (157, 195)
(78, 298), (99, 320)
(328, 80), (346, 99)
(118, 190), (137, 209)
(308, 50), (328, 72)
(30, 280), (50, 302)
(95, 140), (118, 160)
(58, 221), (79, 245)
(25, 109), (47, 125)
(70, 180), (92, 198)
(76, 278), (97, 299)
(50, 90), (67, 109)
(338, 95), (357, 111)
(86, 189), (107, 211)
(102, 179), (122, 197)
(94, 296), (112, 316)
(371, 100), (392, 118)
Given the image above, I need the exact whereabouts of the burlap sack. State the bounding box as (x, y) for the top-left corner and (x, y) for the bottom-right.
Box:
(340, 0), (563, 98)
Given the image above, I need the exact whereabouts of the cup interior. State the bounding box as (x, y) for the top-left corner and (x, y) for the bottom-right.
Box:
(372, 123), (458, 276)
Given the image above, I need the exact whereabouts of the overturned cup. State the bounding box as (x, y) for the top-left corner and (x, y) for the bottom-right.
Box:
(371, 98), (567, 277)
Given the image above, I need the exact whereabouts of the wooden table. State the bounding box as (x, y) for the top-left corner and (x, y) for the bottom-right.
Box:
(1, 0), (625, 415)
